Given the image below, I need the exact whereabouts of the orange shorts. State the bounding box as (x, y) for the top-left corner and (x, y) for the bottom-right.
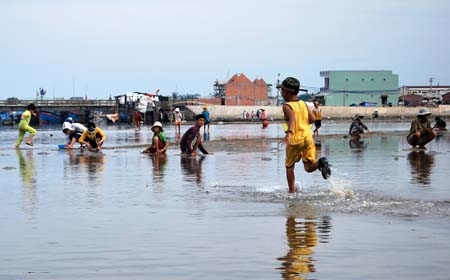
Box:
(285, 137), (316, 168)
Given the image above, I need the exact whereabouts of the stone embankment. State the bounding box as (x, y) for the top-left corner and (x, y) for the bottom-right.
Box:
(187, 105), (450, 122)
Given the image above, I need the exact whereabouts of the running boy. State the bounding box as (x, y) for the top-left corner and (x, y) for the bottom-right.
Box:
(15, 103), (37, 148)
(279, 77), (331, 193)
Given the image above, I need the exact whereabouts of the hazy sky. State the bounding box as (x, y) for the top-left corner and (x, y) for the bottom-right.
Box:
(1, 0), (449, 99)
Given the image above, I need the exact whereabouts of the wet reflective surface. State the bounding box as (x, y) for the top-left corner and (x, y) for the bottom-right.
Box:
(1, 120), (450, 279)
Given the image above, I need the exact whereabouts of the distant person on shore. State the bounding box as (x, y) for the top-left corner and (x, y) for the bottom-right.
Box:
(407, 108), (436, 149)
(202, 107), (211, 133)
(180, 114), (209, 156)
(79, 121), (107, 152)
(15, 103), (37, 148)
(174, 108), (183, 134)
(433, 116), (447, 131)
(349, 114), (369, 140)
(260, 108), (269, 128)
(279, 77), (331, 193)
(312, 100), (322, 136)
(133, 110), (142, 131)
(142, 121), (169, 154)
(62, 117), (87, 149)
(372, 110), (379, 120)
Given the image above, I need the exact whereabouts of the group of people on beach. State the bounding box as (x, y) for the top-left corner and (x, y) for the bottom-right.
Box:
(346, 106), (446, 150)
(9, 79), (330, 194)
(62, 118), (107, 152)
(14, 79), (447, 193)
(15, 104), (106, 152)
(142, 113), (209, 156)
(141, 77), (332, 193)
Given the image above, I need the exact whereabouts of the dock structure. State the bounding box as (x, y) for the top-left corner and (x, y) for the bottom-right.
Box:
(0, 99), (119, 124)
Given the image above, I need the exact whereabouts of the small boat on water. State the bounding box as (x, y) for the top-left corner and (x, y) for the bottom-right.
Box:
(0, 111), (21, 126)
(39, 111), (81, 125)
(39, 111), (63, 125)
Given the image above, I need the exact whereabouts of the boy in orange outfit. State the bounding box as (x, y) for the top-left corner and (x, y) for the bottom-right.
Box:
(279, 77), (331, 193)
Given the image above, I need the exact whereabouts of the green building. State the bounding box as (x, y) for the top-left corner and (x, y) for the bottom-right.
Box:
(318, 70), (399, 106)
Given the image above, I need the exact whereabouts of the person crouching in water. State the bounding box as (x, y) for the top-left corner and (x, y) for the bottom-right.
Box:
(62, 117), (87, 149)
(279, 76), (331, 193)
(349, 114), (369, 141)
(407, 108), (436, 149)
(79, 121), (106, 152)
(180, 114), (209, 156)
(143, 121), (169, 154)
(433, 116), (447, 131)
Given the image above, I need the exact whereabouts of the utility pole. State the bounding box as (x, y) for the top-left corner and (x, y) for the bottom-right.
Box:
(429, 77), (434, 105)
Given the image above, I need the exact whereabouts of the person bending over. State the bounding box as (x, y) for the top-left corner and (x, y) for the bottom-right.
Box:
(79, 121), (106, 152)
(407, 108), (436, 149)
(180, 114), (209, 156)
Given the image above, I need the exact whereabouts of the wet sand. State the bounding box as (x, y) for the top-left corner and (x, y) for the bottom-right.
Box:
(1, 121), (450, 279)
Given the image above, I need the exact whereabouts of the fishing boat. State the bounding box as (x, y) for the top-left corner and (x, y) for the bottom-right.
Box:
(39, 111), (63, 125)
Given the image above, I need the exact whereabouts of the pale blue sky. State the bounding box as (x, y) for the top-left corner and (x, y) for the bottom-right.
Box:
(1, 0), (449, 99)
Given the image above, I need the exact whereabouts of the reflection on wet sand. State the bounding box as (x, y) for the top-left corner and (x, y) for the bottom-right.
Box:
(151, 153), (167, 183)
(16, 150), (37, 217)
(134, 130), (141, 143)
(277, 209), (332, 280)
(180, 155), (204, 184)
(407, 151), (435, 185)
(66, 149), (106, 183)
(174, 133), (181, 145)
(349, 139), (366, 151)
(203, 132), (210, 142)
(17, 150), (36, 187)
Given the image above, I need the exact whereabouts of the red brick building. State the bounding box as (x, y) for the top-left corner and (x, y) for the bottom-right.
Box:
(201, 73), (271, 106)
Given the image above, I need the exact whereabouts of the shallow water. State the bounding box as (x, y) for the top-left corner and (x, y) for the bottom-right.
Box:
(1, 120), (450, 279)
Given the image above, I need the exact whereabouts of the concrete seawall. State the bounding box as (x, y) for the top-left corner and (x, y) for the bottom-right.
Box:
(187, 105), (450, 121)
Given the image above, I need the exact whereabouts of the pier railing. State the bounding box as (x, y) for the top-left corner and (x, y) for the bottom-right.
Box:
(0, 99), (117, 107)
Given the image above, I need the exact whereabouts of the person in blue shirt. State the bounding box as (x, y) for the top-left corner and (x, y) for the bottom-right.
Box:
(201, 107), (211, 133)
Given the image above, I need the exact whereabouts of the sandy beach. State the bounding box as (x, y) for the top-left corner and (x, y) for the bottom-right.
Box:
(1, 121), (450, 279)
